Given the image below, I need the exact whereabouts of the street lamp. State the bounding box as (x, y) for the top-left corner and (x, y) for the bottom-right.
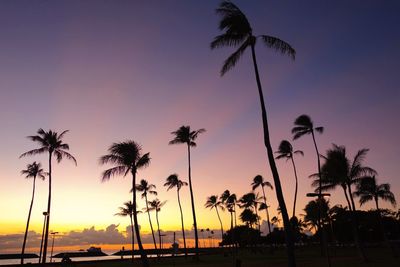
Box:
(38, 212), (48, 264)
(50, 232), (59, 262)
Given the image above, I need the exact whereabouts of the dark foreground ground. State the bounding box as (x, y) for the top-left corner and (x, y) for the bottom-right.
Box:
(6, 246), (400, 267)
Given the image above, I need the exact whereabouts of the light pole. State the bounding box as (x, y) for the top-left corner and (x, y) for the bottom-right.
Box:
(38, 212), (48, 264)
(50, 232), (59, 262)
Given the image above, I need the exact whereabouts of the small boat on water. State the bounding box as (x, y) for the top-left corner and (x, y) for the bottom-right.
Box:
(54, 247), (107, 258)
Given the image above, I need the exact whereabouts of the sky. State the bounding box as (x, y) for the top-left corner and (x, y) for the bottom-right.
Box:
(0, 0), (399, 253)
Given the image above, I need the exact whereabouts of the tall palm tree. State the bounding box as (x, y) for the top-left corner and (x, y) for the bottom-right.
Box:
(136, 179), (158, 251)
(292, 115), (323, 197)
(148, 199), (167, 251)
(164, 174), (188, 257)
(275, 140), (304, 218)
(115, 201), (138, 262)
(211, 2), (296, 265)
(312, 144), (374, 261)
(20, 129), (76, 263)
(20, 162), (46, 264)
(251, 175), (273, 234)
(354, 176), (396, 248)
(205, 195), (225, 240)
(220, 190), (237, 230)
(313, 145), (376, 212)
(169, 125), (205, 258)
(100, 141), (150, 267)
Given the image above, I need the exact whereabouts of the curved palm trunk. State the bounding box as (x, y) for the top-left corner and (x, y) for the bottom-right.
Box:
(176, 189), (187, 257)
(21, 176), (37, 264)
(230, 211), (233, 230)
(42, 152), (52, 264)
(131, 171), (149, 267)
(187, 144), (199, 258)
(261, 186), (272, 234)
(250, 43), (296, 267)
(145, 195), (157, 251)
(234, 205), (237, 227)
(290, 157), (299, 218)
(215, 207), (224, 240)
(130, 215), (135, 262)
(341, 186), (352, 211)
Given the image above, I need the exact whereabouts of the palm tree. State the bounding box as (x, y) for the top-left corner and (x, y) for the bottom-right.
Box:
(238, 192), (263, 232)
(148, 199), (167, 251)
(220, 190), (237, 230)
(275, 140), (304, 218)
(20, 162), (46, 264)
(312, 144), (373, 261)
(313, 145), (376, 212)
(303, 198), (330, 233)
(100, 141), (150, 267)
(164, 174), (188, 256)
(211, 2), (296, 265)
(205, 195), (225, 240)
(20, 129), (76, 263)
(251, 175), (273, 234)
(354, 176), (396, 247)
(136, 179), (158, 251)
(240, 209), (258, 228)
(115, 201), (137, 262)
(169, 125), (205, 258)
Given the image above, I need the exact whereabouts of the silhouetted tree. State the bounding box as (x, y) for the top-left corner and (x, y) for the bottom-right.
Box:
(115, 201), (137, 262)
(251, 175), (273, 234)
(20, 162), (45, 264)
(100, 141), (150, 267)
(20, 129), (76, 264)
(303, 198), (330, 233)
(164, 174), (188, 256)
(148, 198), (167, 251)
(169, 125), (205, 258)
(240, 209), (258, 228)
(355, 176), (396, 252)
(221, 190), (237, 230)
(238, 192), (263, 232)
(275, 140), (303, 217)
(136, 179), (158, 251)
(205, 195), (225, 240)
(211, 2), (296, 265)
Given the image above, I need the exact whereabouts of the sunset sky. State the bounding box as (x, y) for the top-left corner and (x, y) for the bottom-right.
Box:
(0, 0), (399, 252)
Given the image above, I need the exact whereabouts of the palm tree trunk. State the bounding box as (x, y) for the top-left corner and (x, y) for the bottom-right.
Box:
(130, 215), (135, 262)
(177, 189), (187, 257)
(215, 207), (224, 240)
(42, 152), (52, 264)
(187, 144), (199, 258)
(342, 186), (352, 211)
(234, 205), (237, 227)
(255, 206), (261, 233)
(290, 157), (299, 218)
(155, 210), (161, 253)
(230, 212), (233, 230)
(347, 184), (357, 212)
(250, 42), (296, 267)
(261, 186), (272, 234)
(21, 176), (37, 264)
(145, 195), (157, 250)
(132, 170), (149, 267)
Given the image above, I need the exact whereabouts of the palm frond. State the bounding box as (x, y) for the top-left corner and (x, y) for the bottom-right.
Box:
(210, 33), (247, 49)
(20, 147), (48, 158)
(136, 153), (150, 169)
(221, 37), (251, 76)
(101, 165), (129, 182)
(260, 35), (295, 60)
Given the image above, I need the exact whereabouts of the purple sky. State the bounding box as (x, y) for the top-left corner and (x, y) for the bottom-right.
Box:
(0, 0), (399, 250)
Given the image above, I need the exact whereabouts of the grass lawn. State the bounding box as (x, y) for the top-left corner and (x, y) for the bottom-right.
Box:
(10, 247), (399, 267)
